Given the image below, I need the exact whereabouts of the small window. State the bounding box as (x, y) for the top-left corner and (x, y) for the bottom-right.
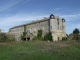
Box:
(57, 18), (59, 25)
(50, 26), (52, 29)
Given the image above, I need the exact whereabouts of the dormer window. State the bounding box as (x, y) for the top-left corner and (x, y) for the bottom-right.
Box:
(62, 18), (65, 22)
(50, 14), (55, 19)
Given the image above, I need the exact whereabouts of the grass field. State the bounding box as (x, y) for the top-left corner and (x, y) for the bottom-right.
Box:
(0, 41), (80, 60)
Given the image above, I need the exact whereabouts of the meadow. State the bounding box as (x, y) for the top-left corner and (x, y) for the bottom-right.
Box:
(0, 41), (80, 60)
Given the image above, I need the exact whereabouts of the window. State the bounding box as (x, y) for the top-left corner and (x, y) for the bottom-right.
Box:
(57, 18), (59, 25)
(50, 26), (52, 29)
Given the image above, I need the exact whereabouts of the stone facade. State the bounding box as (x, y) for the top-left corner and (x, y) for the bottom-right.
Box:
(8, 14), (66, 41)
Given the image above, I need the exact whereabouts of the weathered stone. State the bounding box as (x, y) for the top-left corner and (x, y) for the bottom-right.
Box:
(8, 14), (66, 41)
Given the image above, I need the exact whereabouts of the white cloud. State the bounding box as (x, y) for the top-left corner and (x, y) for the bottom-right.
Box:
(0, 6), (80, 34)
(0, 11), (80, 33)
(60, 13), (80, 21)
(0, 12), (49, 32)
(76, 24), (80, 29)
(53, 7), (66, 11)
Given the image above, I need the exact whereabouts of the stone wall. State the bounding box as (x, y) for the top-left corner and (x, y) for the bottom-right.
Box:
(50, 15), (66, 41)
(27, 20), (49, 38)
(8, 14), (66, 41)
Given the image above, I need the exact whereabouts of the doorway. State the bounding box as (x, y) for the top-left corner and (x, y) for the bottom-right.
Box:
(27, 37), (30, 41)
(58, 37), (59, 41)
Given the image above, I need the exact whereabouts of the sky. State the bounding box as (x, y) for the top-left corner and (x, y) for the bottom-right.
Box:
(0, 0), (80, 34)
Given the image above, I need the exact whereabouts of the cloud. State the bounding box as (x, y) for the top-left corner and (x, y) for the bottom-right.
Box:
(60, 13), (80, 21)
(0, 11), (80, 33)
(76, 24), (80, 29)
(0, 6), (80, 34)
(0, 12), (49, 32)
(53, 7), (66, 11)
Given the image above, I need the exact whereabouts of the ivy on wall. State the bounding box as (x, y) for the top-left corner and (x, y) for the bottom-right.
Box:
(21, 25), (27, 40)
(37, 29), (42, 39)
(32, 29), (53, 41)
(43, 33), (53, 41)
(24, 25), (26, 32)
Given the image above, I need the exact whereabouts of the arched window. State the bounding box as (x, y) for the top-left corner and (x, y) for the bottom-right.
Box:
(57, 18), (59, 25)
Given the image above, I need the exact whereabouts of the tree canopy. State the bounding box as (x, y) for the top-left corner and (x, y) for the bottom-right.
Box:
(73, 28), (79, 34)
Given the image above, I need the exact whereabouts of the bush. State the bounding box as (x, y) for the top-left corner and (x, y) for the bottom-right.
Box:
(23, 32), (26, 37)
(32, 30), (43, 40)
(32, 30), (53, 41)
(21, 32), (27, 41)
(0, 33), (15, 42)
(32, 36), (38, 40)
(37, 29), (42, 39)
(62, 37), (67, 41)
(43, 33), (53, 41)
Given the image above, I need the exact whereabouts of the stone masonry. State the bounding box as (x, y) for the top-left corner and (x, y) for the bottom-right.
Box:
(8, 14), (66, 41)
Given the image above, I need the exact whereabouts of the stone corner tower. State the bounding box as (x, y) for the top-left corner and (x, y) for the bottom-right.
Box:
(49, 14), (66, 41)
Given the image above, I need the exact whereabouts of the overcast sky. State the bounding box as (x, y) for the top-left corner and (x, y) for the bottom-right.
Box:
(0, 0), (80, 34)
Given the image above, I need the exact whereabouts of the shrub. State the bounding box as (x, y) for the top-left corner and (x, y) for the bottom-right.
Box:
(71, 36), (75, 40)
(21, 32), (27, 41)
(23, 32), (26, 37)
(43, 33), (53, 41)
(37, 29), (42, 39)
(32, 29), (43, 40)
(62, 37), (67, 41)
(0, 33), (15, 42)
(21, 25), (27, 41)
(32, 36), (38, 40)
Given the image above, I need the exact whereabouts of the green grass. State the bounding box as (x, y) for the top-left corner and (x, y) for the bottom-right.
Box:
(0, 41), (80, 60)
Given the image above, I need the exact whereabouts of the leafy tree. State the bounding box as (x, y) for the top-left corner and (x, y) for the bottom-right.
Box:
(73, 28), (80, 42)
(73, 28), (79, 34)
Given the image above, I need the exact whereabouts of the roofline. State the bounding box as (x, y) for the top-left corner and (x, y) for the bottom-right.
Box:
(10, 17), (50, 29)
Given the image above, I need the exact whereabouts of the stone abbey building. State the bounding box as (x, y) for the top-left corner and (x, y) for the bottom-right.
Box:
(9, 14), (66, 41)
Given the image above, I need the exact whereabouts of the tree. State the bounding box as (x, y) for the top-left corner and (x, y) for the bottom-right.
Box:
(73, 28), (79, 34)
(73, 28), (80, 42)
